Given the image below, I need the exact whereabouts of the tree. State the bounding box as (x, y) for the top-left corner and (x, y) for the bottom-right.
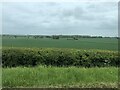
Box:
(52, 35), (59, 39)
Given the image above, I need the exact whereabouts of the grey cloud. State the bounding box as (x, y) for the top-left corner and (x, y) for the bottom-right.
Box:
(87, 2), (117, 12)
(62, 7), (84, 18)
(2, 2), (118, 36)
(96, 20), (117, 30)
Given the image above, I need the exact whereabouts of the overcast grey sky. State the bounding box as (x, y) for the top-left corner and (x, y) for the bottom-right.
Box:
(2, 2), (118, 36)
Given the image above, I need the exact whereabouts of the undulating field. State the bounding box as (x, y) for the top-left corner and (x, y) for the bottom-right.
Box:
(2, 66), (118, 88)
(2, 37), (118, 51)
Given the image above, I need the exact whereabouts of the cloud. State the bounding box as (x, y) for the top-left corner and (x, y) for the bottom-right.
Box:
(2, 2), (118, 36)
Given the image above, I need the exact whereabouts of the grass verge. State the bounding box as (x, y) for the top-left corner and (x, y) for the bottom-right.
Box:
(2, 66), (118, 88)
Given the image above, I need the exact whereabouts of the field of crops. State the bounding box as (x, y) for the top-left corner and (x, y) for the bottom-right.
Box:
(2, 35), (119, 88)
(2, 36), (118, 51)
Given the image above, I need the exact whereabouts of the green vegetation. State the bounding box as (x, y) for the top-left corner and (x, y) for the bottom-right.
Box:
(2, 66), (118, 88)
(2, 35), (119, 88)
(2, 36), (118, 51)
(2, 48), (119, 67)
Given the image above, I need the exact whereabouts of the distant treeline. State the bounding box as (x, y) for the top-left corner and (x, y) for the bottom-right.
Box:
(2, 34), (119, 39)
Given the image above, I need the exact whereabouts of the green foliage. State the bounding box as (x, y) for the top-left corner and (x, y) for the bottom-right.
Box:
(52, 35), (59, 39)
(2, 48), (119, 67)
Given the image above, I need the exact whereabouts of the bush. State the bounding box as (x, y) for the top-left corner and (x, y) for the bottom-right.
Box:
(2, 48), (119, 67)
(52, 35), (59, 39)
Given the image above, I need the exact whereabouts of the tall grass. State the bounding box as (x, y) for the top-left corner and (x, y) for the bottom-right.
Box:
(2, 66), (118, 88)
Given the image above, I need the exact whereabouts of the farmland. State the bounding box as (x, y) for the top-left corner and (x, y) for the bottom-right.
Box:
(2, 35), (119, 88)
(2, 36), (118, 51)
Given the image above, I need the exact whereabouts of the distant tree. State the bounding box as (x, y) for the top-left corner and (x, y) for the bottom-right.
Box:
(73, 37), (78, 40)
(72, 36), (78, 40)
(116, 37), (120, 39)
(46, 36), (51, 38)
(52, 35), (59, 39)
(14, 35), (17, 38)
(34, 36), (39, 39)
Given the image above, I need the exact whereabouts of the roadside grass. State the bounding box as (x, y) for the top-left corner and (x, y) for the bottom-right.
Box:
(2, 66), (118, 88)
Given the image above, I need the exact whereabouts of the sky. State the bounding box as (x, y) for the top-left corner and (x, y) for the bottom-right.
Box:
(2, 2), (118, 37)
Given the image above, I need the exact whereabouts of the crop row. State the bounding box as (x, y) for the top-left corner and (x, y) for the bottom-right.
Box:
(2, 48), (119, 67)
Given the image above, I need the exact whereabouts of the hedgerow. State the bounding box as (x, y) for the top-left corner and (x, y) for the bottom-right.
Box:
(2, 48), (119, 67)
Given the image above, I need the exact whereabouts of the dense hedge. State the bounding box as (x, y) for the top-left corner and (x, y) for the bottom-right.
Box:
(2, 48), (119, 67)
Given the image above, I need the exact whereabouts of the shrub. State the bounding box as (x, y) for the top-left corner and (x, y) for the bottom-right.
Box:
(2, 48), (119, 67)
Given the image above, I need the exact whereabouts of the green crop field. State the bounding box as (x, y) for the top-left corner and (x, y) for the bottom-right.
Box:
(2, 36), (118, 51)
